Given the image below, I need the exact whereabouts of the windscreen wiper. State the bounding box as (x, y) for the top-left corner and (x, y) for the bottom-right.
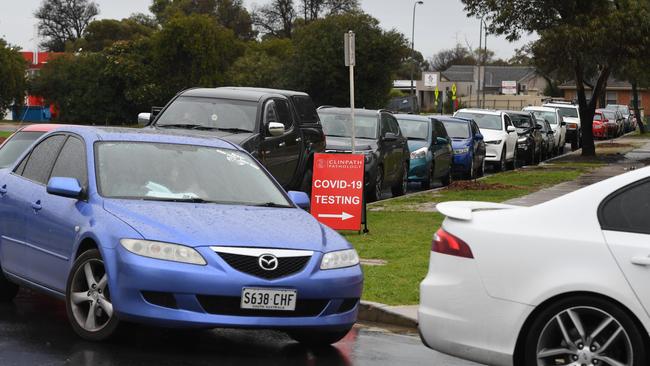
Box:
(250, 202), (294, 208)
(215, 127), (254, 133)
(156, 124), (204, 130)
(140, 197), (218, 204)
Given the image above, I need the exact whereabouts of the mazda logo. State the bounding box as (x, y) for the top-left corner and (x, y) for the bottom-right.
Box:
(258, 254), (279, 271)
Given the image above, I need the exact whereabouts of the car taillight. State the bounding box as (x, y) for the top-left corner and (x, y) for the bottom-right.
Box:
(432, 228), (474, 259)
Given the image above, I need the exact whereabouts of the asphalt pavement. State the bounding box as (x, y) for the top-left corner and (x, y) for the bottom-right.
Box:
(0, 290), (481, 366)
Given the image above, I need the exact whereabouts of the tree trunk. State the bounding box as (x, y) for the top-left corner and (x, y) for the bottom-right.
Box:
(575, 62), (610, 157)
(632, 81), (646, 133)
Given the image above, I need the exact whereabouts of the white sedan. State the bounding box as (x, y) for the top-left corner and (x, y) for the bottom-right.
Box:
(419, 166), (650, 366)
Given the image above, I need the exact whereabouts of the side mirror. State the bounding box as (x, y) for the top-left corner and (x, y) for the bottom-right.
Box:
(436, 137), (448, 145)
(137, 112), (151, 126)
(287, 191), (310, 210)
(47, 177), (83, 199)
(561, 121), (567, 126)
(384, 132), (398, 141)
(268, 122), (286, 137)
(507, 125), (517, 133)
(535, 124), (543, 130)
(474, 133), (483, 141)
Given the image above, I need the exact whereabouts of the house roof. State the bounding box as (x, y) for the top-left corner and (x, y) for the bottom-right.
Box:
(441, 65), (538, 87)
(559, 77), (633, 91)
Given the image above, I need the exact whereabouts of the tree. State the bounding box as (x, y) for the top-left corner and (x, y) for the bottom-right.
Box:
(462, 0), (650, 156)
(252, 0), (296, 38)
(150, 0), (255, 40)
(35, 0), (99, 52)
(0, 39), (26, 120)
(395, 50), (429, 80)
(228, 39), (293, 88)
(71, 18), (155, 52)
(299, 0), (360, 22)
(429, 44), (476, 71)
(288, 12), (408, 108)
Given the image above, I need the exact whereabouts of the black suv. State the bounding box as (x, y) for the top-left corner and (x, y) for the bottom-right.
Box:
(316, 107), (409, 202)
(505, 111), (543, 165)
(140, 87), (326, 192)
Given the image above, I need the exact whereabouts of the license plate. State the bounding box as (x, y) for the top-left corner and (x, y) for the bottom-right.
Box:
(241, 288), (297, 311)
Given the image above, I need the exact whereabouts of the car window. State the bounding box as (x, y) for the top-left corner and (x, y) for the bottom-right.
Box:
(556, 107), (579, 119)
(50, 136), (87, 187)
(510, 114), (533, 128)
(381, 114), (392, 136)
(319, 113), (378, 139)
(264, 100), (279, 125)
(600, 178), (650, 235)
(291, 96), (319, 124)
(455, 112), (502, 130)
(273, 99), (294, 130)
(434, 121), (449, 139)
(397, 118), (429, 140)
(504, 115), (512, 128)
(388, 115), (401, 135)
(442, 121), (470, 139)
(19, 135), (66, 185)
(0, 131), (45, 169)
(594, 113), (603, 121)
(156, 96), (257, 132)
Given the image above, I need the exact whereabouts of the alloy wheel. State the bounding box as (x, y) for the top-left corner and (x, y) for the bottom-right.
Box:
(536, 306), (633, 366)
(69, 259), (114, 333)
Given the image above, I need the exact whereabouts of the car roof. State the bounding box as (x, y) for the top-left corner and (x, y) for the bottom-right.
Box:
(317, 107), (383, 117)
(543, 103), (578, 108)
(20, 123), (69, 132)
(503, 110), (532, 117)
(455, 108), (502, 116)
(180, 87), (304, 102)
(221, 87), (309, 98)
(523, 106), (557, 113)
(393, 114), (431, 122)
(433, 116), (472, 124)
(45, 126), (241, 150)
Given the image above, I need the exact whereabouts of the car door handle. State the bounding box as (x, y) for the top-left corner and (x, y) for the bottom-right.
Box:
(278, 142), (286, 147)
(31, 200), (42, 212)
(295, 137), (302, 142)
(631, 256), (650, 266)
(0, 185), (6, 195)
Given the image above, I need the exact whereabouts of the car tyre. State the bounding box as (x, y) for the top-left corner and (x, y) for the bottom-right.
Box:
(523, 295), (646, 366)
(495, 148), (507, 172)
(289, 328), (351, 347)
(367, 166), (383, 202)
(466, 157), (476, 180)
(421, 164), (433, 190)
(391, 164), (408, 197)
(508, 147), (518, 170)
(441, 164), (452, 186)
(477, 159), (485, 177)
(66, 249), (120, 341)
(0, 266), (18, 302)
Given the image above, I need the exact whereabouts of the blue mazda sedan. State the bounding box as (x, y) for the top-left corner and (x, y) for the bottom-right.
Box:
(437, 116), (486, 179)
(0, 126), (362, 344)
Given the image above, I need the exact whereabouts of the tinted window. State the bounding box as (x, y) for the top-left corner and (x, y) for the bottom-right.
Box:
(20, 135), (66, 184)
(396, 118), (429, 140)
(156, 97), (257, 132)
(274, 99), (294, 129)
(319, 112), (378, 139)
(529, 110), (558, 125)
(0, 131), (45, 169)
(434, 121), (449, 139)
(455, 112), (502, 130)
(381, 114), (392, 135)
(388, 116), (401, 135)
(556, 107), (579, 119)
(442, 121), (470, 139)
(291, 96), (319, 124)
(504, 115), (513, 128)
(50, 137), (87, 187)
(510, 114), (533, 128)
(600, 179), (650, 235)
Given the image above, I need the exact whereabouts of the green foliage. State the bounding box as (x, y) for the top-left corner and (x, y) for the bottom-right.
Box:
(0, 39), (26, 119)
(228, 39), (293, 88)
(288, 12), (408, 108)
(394, 50), (429, 80)
(70, 18), (155, 52)
(35, 0), (99, 52)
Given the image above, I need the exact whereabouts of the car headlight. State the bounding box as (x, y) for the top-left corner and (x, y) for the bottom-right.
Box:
(453, 147), (470, 154)
(485, 140), (502, 145)
(320, 249), (360, 270)
(120, 239), (207, 265)
(410, 147), (428, 160)
(517, 137), (528, 143)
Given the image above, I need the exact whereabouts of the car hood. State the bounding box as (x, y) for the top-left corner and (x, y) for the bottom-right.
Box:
(563, 117), (581, 125)
(325, 136), (374, 151)
(150, 126), (255, 146)
(103, 199), (330, 251)
(407, 139), (428, 152)
(479, 129), (506, 142)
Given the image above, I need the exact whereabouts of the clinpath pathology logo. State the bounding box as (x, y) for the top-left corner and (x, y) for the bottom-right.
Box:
(326, 157), (364, 170)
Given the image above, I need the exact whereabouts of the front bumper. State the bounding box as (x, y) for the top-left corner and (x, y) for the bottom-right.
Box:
(566, 128), (579, 143)
(451, 152), (472, 174)
(106, 246), (363, 330)
(593, 125), (608, 138)
(516, 140), (534, 161)
(484, 143), (504, 162)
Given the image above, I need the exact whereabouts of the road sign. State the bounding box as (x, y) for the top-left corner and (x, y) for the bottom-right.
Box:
(434, 86), (439, 106)
(311, 153), (364, 231)
(502, 80), (517, 95)
(451, 83), (457, 100)
(423, 72), (438, 88)
(344, 31), (355, 67)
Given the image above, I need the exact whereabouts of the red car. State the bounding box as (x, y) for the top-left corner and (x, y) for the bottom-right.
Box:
(0, 124), (66, 169)
(593, 110), (617, 139)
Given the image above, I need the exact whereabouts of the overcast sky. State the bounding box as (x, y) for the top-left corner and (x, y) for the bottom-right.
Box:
(1, 0), (536, 60)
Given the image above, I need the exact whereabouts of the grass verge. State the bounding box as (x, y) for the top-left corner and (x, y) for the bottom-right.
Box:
(0, 131), (13, 139)
(344, 164), (595, 305)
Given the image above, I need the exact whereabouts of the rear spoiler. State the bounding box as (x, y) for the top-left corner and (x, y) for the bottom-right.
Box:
(437, 201), (519, 221)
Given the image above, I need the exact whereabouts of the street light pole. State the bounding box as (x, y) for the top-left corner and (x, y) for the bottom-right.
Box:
(477, 16), (483, 108)
(482, 21), (488, 109)
(410, 1), (424, 99)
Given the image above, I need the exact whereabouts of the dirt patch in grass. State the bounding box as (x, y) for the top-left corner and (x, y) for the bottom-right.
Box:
(0, 137), (6, 144)
(446, 180), (521, 191)
(596, 142), (634, 148)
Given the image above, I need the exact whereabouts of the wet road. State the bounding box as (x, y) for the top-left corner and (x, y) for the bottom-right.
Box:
(0, 290), (481, 366)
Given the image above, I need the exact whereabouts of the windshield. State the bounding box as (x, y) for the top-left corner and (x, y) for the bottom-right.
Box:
(529, 110), (558, 125)
(594, 113), (603, 121)
(602, 111), (616, 120)
(556, 107), (579, 119)
(510, 115), (533, 129)
(396, 118), (429, 140)
(95, 142), (291, 207)
(441, 121), (470, 138)
(319, 113), (378, 139)
(455, 112), (502, 130)
(0, 131), (45, 169)
(156, 97), (258, 132)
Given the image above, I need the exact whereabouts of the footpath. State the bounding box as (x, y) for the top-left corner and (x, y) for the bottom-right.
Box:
(358, 136), (650, 330)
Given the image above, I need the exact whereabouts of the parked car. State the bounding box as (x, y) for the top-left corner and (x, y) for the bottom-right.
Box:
(454, 109), (517, 172)
(543, 101), (582, 150)
(523, 106), (566, 155)
(593, 110), (614, 139)
(505, 111), (543, 166)
(395, 114), (452, 189)
(0, 126), (362, 344)
(318, 108), (409, 202)
(386, 95), (420, 114)
(438, 116), (486, 179)
(420, 166), (650, 366)
(598, 108), (624, 137)
(606, 104), (633, 132)
(0, 124), (66, 169)
(536, 117), (556, 160)
(141, 87), (326, 192)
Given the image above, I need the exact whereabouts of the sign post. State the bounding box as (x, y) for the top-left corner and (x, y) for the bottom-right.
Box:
(311, 154), (364, 231)
(344, 31), (356, 154)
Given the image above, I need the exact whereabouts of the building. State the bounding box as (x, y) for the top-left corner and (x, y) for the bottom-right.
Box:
(560, 78), (649, 113)
(10, 52), (62, 122)
(394, 65), (549, 112)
